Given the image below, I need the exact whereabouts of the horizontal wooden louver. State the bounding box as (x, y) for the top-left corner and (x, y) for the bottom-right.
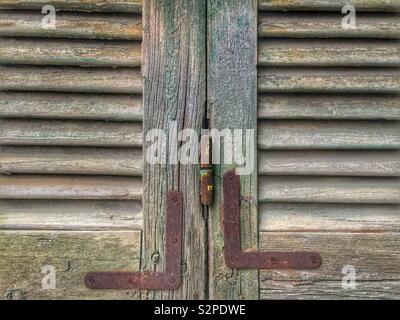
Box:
(0, 3), (143, 235)
(257, 1), (400, 299)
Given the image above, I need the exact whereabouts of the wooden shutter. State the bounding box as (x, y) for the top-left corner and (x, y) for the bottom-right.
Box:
(257, 1), (400, 299)
(0, 1), (144, 299)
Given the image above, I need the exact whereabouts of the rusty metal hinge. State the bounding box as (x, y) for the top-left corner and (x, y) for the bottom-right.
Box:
(200, 134), (213, 205)
(223, 170), (322, 269)
(84, 191), (183, 290)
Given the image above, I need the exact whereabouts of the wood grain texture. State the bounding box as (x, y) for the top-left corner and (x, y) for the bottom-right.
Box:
(142, 0), (207, 300)
(258, 150), (400, 176)
(0, 200), (142, 230)
(0, 120), (142, 147)
(208, 0), (259, 300)
(0, 146), (142, 176)
(258, 0), (400, 11)
(0, 11), (142, 40)
(0, 92), (142, 121)
(0, 0), (142, 13)
(259, 176), (400, 204)
(0, 230), (141, 300)
(259, 203), (400, 232)
(258, 68), (400, 93)
(259, 12), (400, 38)
(258, 39), (400, 67)
(0, 66), (142, 93)
(0, 38), (141, 67)
(258, 94), (400, 120)
(258, 232), (400, 282)
(258, 121), (400, 149)
(0, 174), (142, 200)
(260, 280), (400, 300)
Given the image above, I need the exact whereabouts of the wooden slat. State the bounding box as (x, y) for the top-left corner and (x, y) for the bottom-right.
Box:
(259, 203), (400, 232)
(0, 38), (141, 67)
(0, 200), (142, 230)
(258, 39), (400, 67)
(258, 68), (400, 93)
(0, 66), (142, 93)
(208, 0), (259, 299)
(0, 11), (142, 40)
(259, 232), (400, 282)
(0, 120), (143, 147)
(259, 176), (400, 204)
(258, 121), (400, 149)
(258, 94), (400, 120)
(258, 150), (400, 176)
(260, 280), (400, 300)
(0, 146), (143, 176)
(0, 230), (141, 299)
(259, 12), (400, 38)
(0, 92), (142, 121)
(0, 175), (142, 199)
(0, 0), (142, 13)
(258, 0), (400, 12)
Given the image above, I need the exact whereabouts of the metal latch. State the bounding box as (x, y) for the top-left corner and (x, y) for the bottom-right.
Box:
(200, 134), (213, 205)
(223, 170), (322, 269)
(84, 191), (183, 289)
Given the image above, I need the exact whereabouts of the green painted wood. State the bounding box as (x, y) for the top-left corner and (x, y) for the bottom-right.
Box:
(0, 92), (142, 121)
(258, 94), (400, 120)
(259, 12), (400, 39)
(258, 68), (400, 93)
(0, 11), (142, 40)
(258, 39), (400, 67)
(0, 120), (143, 147)
(258, 0), (400, 12)
(0, 66), (142, 93)
(0, 200), (142, 231)
(0, 0), (142, 13)
(258, 120), (400, 149)
(0, 146), (143, 176)
(0, 38), (141, 67)
(208, 0), (259, 300)
(142, 0), (207, 300)
(0, 174), (142, 200)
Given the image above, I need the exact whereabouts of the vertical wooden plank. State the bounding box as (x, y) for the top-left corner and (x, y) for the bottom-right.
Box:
(142, 0), (207, 299)
(208, 0), (259, 299)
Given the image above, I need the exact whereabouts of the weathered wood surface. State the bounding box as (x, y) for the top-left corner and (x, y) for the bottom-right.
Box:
(0, 230), (141, 300)
(258, 121), (400, 149)
(142, 0), (207, 300)
(258, 0), (400, 11)
(260, 280), (400, 300)
(258, 150), (400, 176)
(0, 175), (142, 199)
(0, 92), (142, 121)
(259, 176), (400, 204)
(259, 203), (400, 232)
(258, 232), (400, 283)
(0, 66), (142, 93)
(258, 39), (400, 67)
(258, 68), (400, 93)
(0, 200), (142, 231)
(0, 146), (142, 176)
(0, 0), (142, 13)
(0, 120), (142, 147)
(258, 94), (400, 120)
(259, 13), (400, 38)
(0, 11), (142, 40)
(0, 38), (141, 67)
(208, 0), (259, 300)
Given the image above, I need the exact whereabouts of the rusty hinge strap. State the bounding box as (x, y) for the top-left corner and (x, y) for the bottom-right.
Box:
(223, 170), (322, 269)
(84, 191), (183, 289)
